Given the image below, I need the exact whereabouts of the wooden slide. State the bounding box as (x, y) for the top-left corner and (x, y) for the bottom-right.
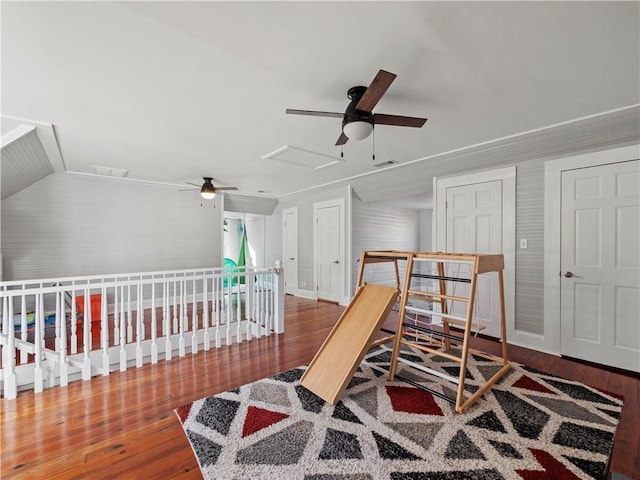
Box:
(300, 283), (398, 405)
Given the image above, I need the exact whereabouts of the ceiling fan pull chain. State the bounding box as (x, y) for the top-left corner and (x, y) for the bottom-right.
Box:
(341, 146), (344, 159)
(372, 127), (376, 162)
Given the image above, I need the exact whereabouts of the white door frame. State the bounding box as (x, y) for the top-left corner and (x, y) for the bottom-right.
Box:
(282, 207), (298, 296)
(434, 166), (516, 343)
(543, 144), (640, 355)
(313, 198), (346, 304)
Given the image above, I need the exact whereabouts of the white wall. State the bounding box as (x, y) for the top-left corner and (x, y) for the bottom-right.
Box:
(267, 186), (424, 300)
(515, 160), (545, 335)
(419, 210), (432, 251)
(263, 210), (282, 269)
(351, 192), (420, 292)
(1, 173), (223, 280)
(245, 215), (266, 268)
(274, 185), (351, 296)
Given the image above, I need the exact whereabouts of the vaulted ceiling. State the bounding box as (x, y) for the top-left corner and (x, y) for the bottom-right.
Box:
(2, 2), (639, 205)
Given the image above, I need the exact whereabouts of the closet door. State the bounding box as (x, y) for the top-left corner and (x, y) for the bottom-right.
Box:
(445, 180), (503, 338)
(560, 160), (640, 372)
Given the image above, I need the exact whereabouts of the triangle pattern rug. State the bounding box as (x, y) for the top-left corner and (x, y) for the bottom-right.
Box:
(175, 345), (623, 480)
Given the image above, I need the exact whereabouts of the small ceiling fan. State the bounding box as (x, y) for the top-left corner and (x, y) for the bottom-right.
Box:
(181, 177), (238, 199)
(286, 69), (428, 146)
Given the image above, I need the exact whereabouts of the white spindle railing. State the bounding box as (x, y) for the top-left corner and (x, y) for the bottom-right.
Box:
(0, 265), (284, 400)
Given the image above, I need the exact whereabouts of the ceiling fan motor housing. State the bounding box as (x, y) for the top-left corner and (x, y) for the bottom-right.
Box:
(201, 177), (216, 198)
(343, 86), (373, 128)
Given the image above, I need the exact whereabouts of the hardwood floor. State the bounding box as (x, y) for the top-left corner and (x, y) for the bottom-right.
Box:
(1, 296), (639, 479)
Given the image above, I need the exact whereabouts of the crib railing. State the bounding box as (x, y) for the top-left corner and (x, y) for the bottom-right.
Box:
(0, 265), (284, 400)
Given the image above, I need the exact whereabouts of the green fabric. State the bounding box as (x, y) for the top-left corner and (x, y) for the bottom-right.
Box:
(223, 257), (237, 287)
(237, 227), (249, 284)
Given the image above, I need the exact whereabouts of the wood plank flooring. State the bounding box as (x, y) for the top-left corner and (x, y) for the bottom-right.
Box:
(1, 296), (638, 479)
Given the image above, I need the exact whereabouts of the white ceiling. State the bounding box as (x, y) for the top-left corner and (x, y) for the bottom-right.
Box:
(2, 1), (639, 203)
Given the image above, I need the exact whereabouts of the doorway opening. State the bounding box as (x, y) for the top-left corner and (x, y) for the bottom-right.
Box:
(223, 213), (267, 268)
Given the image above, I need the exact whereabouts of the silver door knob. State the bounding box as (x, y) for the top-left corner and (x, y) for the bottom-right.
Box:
(564, 271), (574, 278)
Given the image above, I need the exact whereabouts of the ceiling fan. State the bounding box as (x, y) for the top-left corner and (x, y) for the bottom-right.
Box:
(181, 177), (238, 199)
(286, 69), (428, 146)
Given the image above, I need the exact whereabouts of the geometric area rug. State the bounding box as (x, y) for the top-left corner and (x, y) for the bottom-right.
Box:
(175, 344), (624, 480)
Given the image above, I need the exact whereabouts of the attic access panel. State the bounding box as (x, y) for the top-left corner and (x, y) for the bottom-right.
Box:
(263, 145), (344, 170)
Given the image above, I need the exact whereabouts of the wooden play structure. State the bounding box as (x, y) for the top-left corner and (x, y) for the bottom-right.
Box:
(301, 250), (510, 413)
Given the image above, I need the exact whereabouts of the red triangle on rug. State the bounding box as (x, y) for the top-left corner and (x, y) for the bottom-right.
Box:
(513, 375), (556, 394)
(515, 448), (582, 480)
(175, 402), (192, 423)
(242, 406), (289, 437)
(386, 386), (444, 416)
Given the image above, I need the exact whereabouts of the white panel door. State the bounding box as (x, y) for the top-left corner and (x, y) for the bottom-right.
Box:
(315, 202), (343, 303)
(282, 207), (298, 295)
(560, 160), (640, 372)
(446, 180), (503, 338)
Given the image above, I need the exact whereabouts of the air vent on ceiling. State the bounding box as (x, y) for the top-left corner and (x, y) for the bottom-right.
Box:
(372, 159), (397, 168)
(263, 145), (344, 170)
(93, 166), (129, 178)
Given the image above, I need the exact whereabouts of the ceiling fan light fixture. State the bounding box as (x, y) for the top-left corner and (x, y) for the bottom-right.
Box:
(343, 120), (373, 141)
(200, 178), (216, 199)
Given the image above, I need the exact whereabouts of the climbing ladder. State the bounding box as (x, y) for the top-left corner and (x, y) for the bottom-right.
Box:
(361, 250), (510, 413)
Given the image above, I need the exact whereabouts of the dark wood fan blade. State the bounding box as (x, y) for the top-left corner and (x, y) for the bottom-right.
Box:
(185, 182), (201, 187)
(215, 187), (238, 191)
(355, 70), (397, 112)
(335, 132), (349, 146)
(374, 113), (427, 128)
(286, 109), (343, 118)
(178, 188), (198, 192)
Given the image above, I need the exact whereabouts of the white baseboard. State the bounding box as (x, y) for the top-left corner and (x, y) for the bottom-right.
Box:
(288, 288), (316, 300)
